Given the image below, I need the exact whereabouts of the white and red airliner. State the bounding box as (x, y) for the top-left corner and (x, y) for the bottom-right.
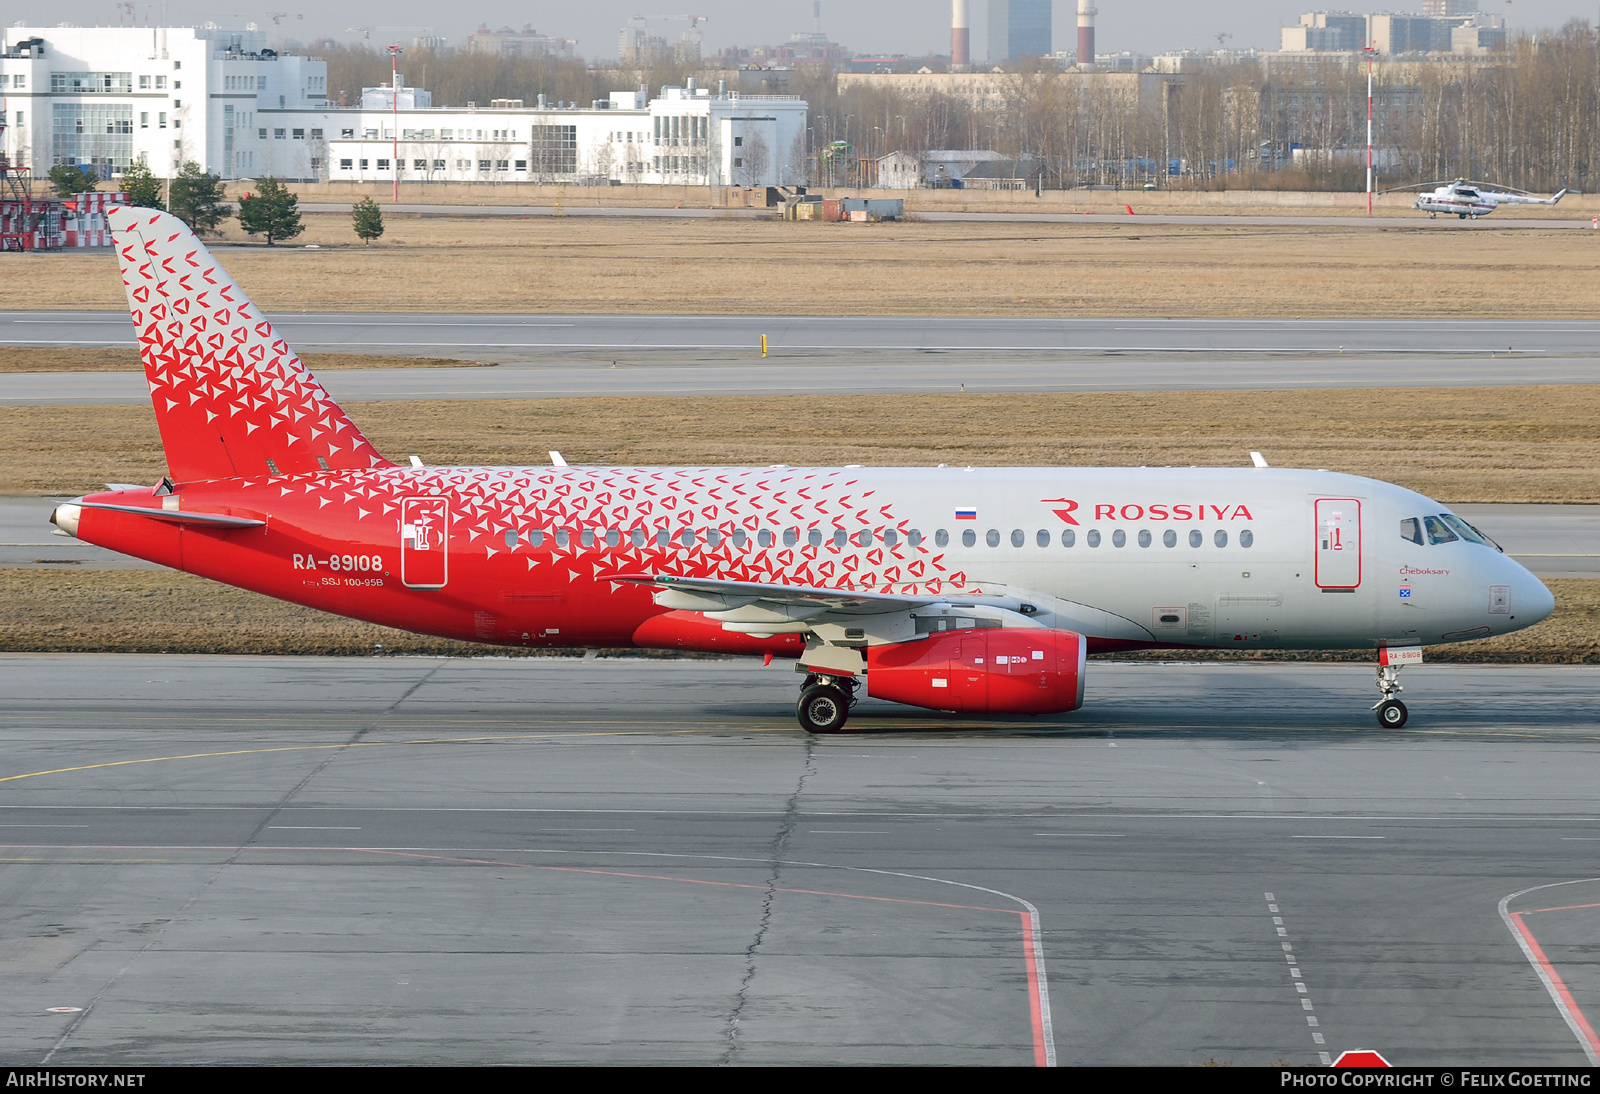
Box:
(50, 208), (1553, 732)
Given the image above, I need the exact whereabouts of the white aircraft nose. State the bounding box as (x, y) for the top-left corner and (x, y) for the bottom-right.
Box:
(1519, 571), (1556, 627)
(50, 502), (82, 539)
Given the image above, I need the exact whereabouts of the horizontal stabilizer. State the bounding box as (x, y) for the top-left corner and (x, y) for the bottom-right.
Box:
(75, 501), (266, 528)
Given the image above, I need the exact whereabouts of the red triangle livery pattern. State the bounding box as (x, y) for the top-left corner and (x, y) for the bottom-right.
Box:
(108, 206), (388, 484)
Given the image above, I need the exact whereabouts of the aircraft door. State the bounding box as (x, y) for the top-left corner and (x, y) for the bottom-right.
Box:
(401, 497), (449, 589)
(1315, 498), (1361, 590)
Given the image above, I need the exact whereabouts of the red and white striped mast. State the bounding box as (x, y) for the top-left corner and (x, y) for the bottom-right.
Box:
(1365, 43), (1375, 215)
(388, 44), (403, 203)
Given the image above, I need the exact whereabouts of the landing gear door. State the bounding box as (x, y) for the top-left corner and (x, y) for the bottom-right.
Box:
(1315, 498), (1361, 590)
(401, 497), (449, 589)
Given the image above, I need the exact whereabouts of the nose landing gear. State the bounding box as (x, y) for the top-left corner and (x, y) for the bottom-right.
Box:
(797, 673), (856, 734)
(1373, 663), (1408, 728)
(1371, 647), (1421, 728)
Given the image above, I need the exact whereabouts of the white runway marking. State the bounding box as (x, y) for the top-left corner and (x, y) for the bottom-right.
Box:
(1291, 834), (1386, 839)
(1266, 891), (1330, 1064)
(1498, 880), (1600, 1065)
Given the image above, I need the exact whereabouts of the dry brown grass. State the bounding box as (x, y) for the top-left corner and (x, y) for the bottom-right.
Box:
(2, 566), (1592, 662)
(8, 214), (1600, 317)
(0, 566), (470, 656)
(0, 347), (479, 373)
(4, 386), (1598, 502)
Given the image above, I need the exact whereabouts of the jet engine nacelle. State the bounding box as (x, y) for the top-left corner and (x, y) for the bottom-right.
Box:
(865, 627), (1087, 715)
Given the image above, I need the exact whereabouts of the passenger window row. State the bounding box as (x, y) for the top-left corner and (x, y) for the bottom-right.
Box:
(501, 525), (1254, 551)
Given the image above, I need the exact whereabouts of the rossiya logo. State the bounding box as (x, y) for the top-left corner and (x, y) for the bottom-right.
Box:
(1041, 498), (1080, 525)
(1043, 499), (1256, 524)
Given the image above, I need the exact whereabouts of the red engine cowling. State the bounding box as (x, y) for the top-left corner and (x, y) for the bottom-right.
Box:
(865, 627), (1087, 715)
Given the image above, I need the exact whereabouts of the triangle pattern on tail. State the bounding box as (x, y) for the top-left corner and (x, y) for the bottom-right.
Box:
(108, 206), (391, 483)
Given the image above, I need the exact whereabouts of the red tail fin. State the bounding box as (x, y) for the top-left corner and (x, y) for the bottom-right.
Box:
(108, 207), (390, 483)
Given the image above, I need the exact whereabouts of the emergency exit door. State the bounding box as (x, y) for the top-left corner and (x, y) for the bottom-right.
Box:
(1315, 498), (1361, 589)
(401, 497), (449, 589)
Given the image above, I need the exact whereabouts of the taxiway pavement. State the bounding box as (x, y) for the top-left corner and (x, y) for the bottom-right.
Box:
(7, 313), (1596, 357)
(4, 315), (1599, 405)
(1, 654), (1597, 1065)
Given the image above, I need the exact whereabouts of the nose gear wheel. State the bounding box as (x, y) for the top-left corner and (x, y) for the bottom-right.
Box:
(1372, 663), (1409, 728)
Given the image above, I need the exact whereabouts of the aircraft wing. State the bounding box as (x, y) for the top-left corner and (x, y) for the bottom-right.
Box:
(613, 573), (937, 616)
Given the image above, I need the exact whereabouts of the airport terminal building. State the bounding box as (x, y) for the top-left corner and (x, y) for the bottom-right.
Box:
(324, 84), (808, 188)
(1, 26), (809, 187)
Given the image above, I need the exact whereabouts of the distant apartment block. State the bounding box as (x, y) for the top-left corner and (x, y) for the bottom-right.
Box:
(1280, 8), (1504, 54)
(988, 0), (1053, 63)
(463, 25), (576, 61)
(1280, 12), (1369, 52)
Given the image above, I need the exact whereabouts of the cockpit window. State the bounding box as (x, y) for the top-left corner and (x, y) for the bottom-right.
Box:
(1423, 515), (1458, 545)
(1400, 517), (1423, 545)
(1438, 513), (1497, 549)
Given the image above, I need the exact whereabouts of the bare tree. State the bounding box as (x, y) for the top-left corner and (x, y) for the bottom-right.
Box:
(740, 132), (770, 186)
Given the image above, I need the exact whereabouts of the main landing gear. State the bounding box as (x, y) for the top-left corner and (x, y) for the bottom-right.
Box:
(1373, 663), (1408, 728)
(797, 673), (856, 734)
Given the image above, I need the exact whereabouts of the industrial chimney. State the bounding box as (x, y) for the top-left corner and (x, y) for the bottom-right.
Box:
(1077, 0), (1097, 69)
(952, 0), (970, 69)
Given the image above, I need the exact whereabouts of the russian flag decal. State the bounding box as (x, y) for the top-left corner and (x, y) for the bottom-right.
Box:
(955, 507), (977, 520)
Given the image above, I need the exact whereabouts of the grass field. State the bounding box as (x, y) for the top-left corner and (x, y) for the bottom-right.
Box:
(5, 386), (1598, 502)
(2, 567), (1592, 663)
(7, 214), (1600, 317)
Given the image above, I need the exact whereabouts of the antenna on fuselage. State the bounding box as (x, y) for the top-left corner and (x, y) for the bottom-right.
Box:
(550, 451), (569, 467)
(1250, 451), (1269, 468)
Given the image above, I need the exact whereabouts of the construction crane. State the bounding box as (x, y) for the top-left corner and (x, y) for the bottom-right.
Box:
(635, 14), (709, 28)
(634, 14), (710, 40)
(345, 25), (432, 41)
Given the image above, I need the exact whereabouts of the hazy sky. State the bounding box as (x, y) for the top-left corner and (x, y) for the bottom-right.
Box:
(10, 1), (1599, 59)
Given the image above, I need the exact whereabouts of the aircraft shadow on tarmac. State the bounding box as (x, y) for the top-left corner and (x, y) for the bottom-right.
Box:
(706, 697), (1594, 741)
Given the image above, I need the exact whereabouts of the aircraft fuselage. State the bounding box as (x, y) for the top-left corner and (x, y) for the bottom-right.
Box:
(57, 465), (1551, 657)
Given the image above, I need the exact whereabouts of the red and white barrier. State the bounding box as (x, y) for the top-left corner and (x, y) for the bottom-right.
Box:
(62, 192), (128, 247)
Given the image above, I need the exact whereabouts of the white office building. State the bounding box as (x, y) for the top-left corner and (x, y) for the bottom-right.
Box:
(322, 84), (808, 187)
(1, 27), (808, 187)
(2, 25), (327, 181)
